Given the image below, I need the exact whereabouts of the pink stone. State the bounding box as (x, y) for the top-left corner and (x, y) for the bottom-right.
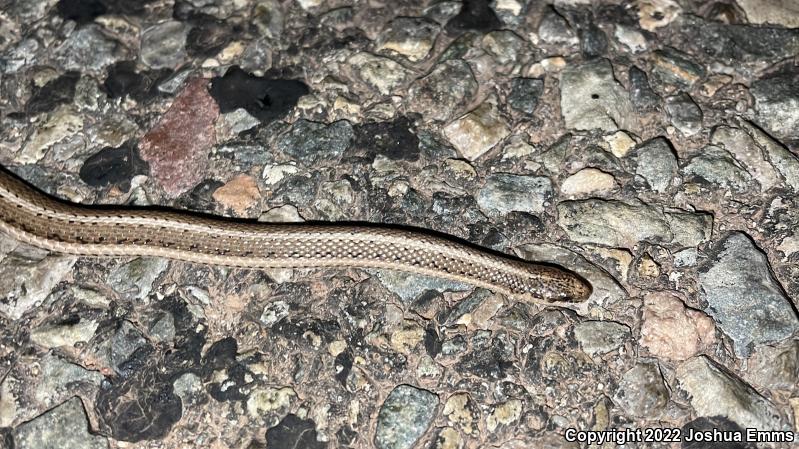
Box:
(212, 174), (261, 216)
(640, 291), (716, 361)
(139, 78), (219, 196)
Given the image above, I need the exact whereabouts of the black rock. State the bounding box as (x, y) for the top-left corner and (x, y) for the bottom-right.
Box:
(445, 0), (501, 34)
(681, 416), (754, 449)
(580, 23), (608, 58)
(350, 116), (421, 162)
(186, 19), (239, 58)
(209, 66), (309, 124)
(78, 141), (148, 190)
(266, 414), (326, 449)
(103, 61), (172, 101)
(508, 77), (544, 115)
(628, 66), (661, 111)
(25, 71), (80, 115)
(57, 0), (107, 24)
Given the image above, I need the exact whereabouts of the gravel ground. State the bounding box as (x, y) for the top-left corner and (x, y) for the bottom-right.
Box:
(0, 0), (798, 448)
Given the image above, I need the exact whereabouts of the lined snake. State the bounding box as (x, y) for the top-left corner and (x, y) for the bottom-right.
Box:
(0, 166), (592, 302)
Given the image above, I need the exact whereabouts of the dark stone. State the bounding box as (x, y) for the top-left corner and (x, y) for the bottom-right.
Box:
(681, 416), (754, 449)
(208, 66), (309, 124)
(103, 61), (172, 101)
(628, 66), (660, 111)
(676, 15), (799, 62)
(186, 20), (239, 58)
(25, 72), (80, 115)
(580, 23), (608, 58)
(266, 414), (326, 449)
(78, 141), (148, 191)
(276, 120), (354, 164)
(57, 0), (107, 24)
(508, 77), (544, 115)
(176, 179), (225, 212)
(424, 325), (442, 358)
(750, 68), (799, 140)
(96, 367), (183, 442)
(334, 350), (353, 385)
(445, 0), (501, 34)
(202, 337), (238, 370)
(349, 117), (420, 162)
(0, 428), (11, 449)
(456, 332), (516, 380)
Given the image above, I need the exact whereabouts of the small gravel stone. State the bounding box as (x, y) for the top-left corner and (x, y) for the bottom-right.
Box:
(348, 52), (413, 96)
(560, 168), (616, 196)
(140, 21), (190, 69)
(34, 354), (104, 406)
(698, 232), (799, 357)
(600, 130), (636, 158)
(579, 23), (608, 58)
(627, 65), (660, 111)
(374, 271), (470, 302)
(212, 174), (261, 216)
(574, 321), (630, 356)
(482, 30), (525, 67)
(629, 137), (678, 193)
(139, 78), (219, 196)
(637, 0), (682, 31)
(13, 398), (108, 449)
(477, 173), (552, 215)
(275, 119), (354, 163)
(651, 48), (705, 88)
(559, 59), (636, 132)
(736, 0), (799, 27)
(376, 17), (439, 62)
(640, 292), (715, 361)
(676, 15), (799, 62)
(0, 253), (75, 319)
(508, 77), (543, 115)
(676, 356), (788, 431)
(537, 7), (578, 46)
(612, 363), (669, 418)
(614, 25), (646, 53)
(407, 59), (478, 122)
(259, 205), (304, 223)
(30, 319), (99, 349)
(710, 125), (780, 192)
(107, 257), (169, 300)
(20, 105), (83, 164)
(55, 25), (123, 73)
(738, 120), (799, 191)
(557, 199), (671, 248)
(665, 92), (702, 136)
(444, 100), (510, 160)
(682, 145), (752, 192)
(750, 70), (799, 141)
(375, 385), (439, 449)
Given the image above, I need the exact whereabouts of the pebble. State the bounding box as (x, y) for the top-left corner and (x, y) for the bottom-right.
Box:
(629, 137), (678, 193)
(676, 15), (799, 62)
(627, 65), (660, 111)
(107, 257), (169, 300)
(30, 319), (99, 349)
(374, 385), (439, 449)
(698, 232), (798, 358)
(665, 92), (702, 136)
(537, 7), (578, 46)
(55, 24), (123, 73)
(12, 398), (108, 449)
(374, 270), (470, 302)
(579, 23), (608, 58)
(376, 17), (438, 62)
(639, 292), (715, 361)
(557, 199), (669, 248)
(140, 21), (190, 69)
(559, 59), (636, 132)
(507, 77), (543, 116)
(0, 253), (75, 320)
(612, 363), (669, 417)
(212, 174), (261, 216)
(20, 105), (84, 164)
(636, 0), (682, 31)
(443, 100), (510, 160)
(750, 70), (799, 141)
(477, 173), (552, 215)
(482, 30), (525, 68)
(710, 126), (780, 192)
(743, 341), (799, 392)
(738, 120), (799, 191)
(407, 59), (478, 122)
(348, 52), (412, 96)
(275, 119), (353, 164)
(614, 25), (646, 53)
(736, 0), (799, 28)
(139, 78), (219, 196)
(560, 168), (616, 196)
(444, 0), (501, 34)
(600, 130), (636, 158)
(682, 145), (753, 192)
(650, 48), (705, 88)
(34, 354), (103, 406)
(573, 321), (630, 356)
(676, 356), (788, 431)
(259, 205), (304, 223)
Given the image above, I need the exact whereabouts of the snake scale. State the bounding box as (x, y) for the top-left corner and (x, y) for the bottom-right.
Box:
(0, 166), (592, 302)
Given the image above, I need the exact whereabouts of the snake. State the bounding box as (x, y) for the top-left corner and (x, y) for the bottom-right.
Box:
(0, 165), (592, 303)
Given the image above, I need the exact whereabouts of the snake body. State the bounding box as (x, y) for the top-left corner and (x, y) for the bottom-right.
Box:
(0, 167), (591, 302)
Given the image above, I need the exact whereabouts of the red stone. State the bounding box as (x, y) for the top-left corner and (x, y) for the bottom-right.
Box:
(139, 78), (219, 196)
